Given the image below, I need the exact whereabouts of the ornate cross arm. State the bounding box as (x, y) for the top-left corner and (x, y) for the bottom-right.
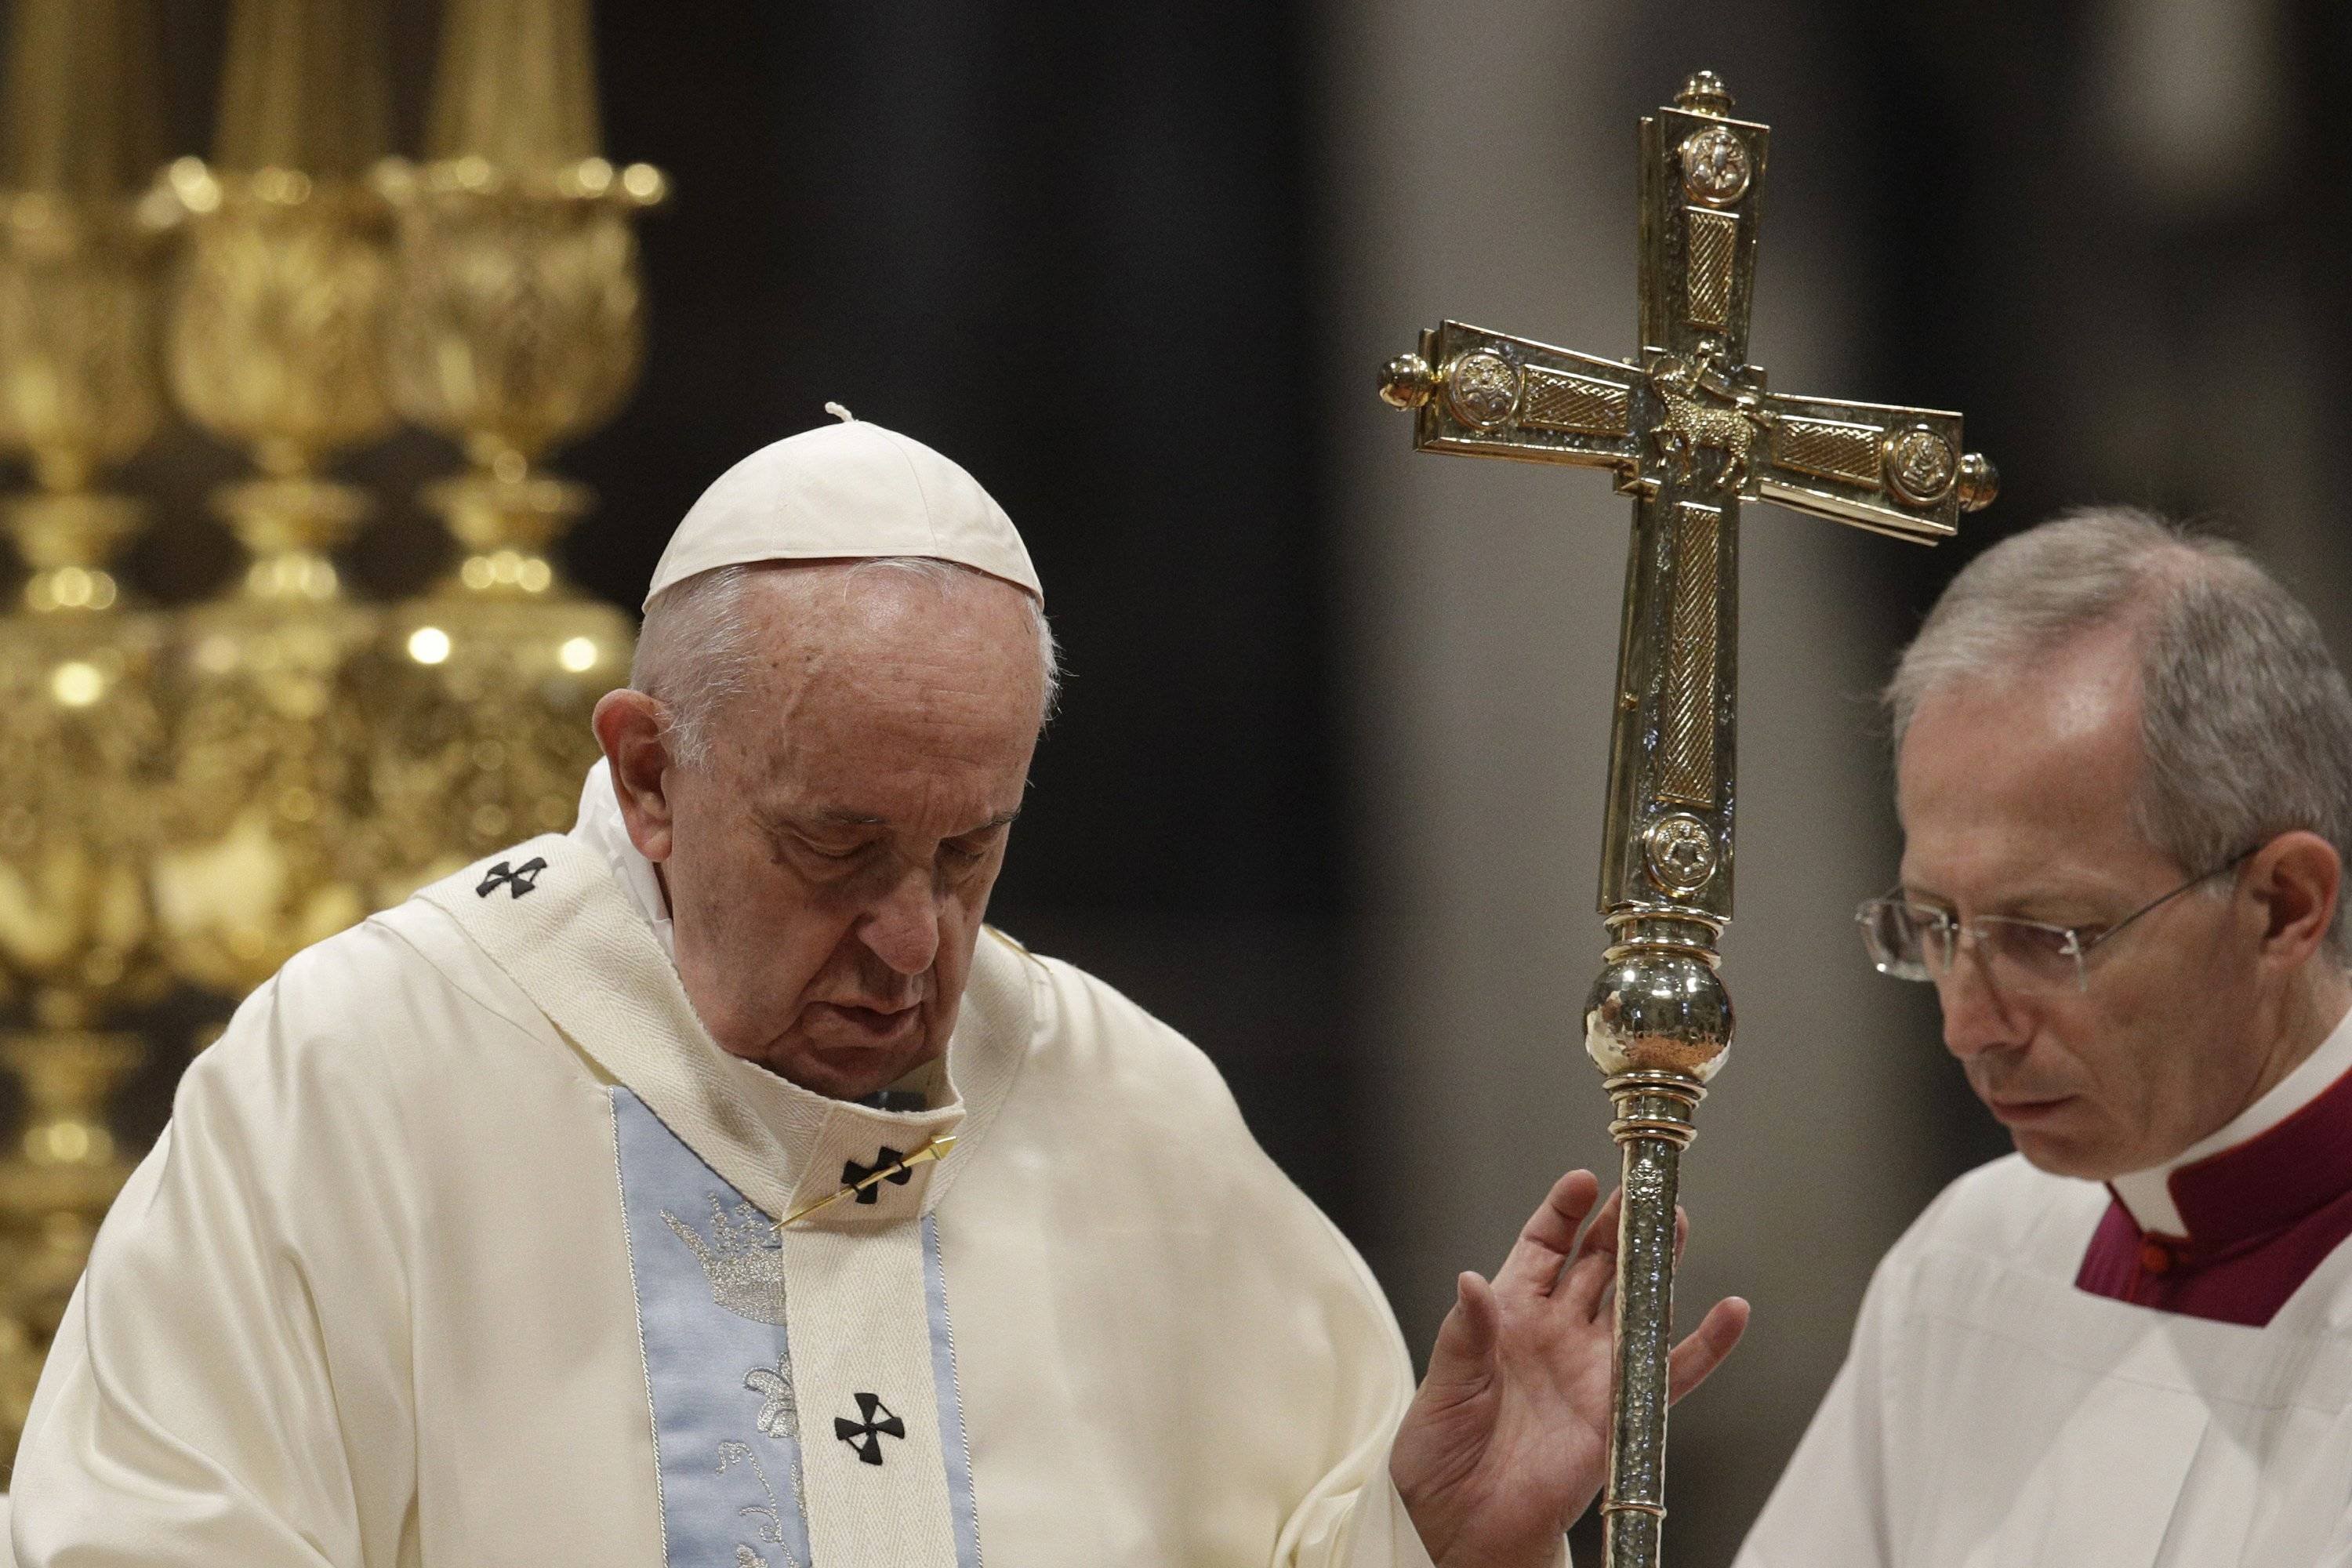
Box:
(1381, 323), (1646, 480)
(1381, 325), (1997, 543)
(1374, 70), (1994, 1568)
(1752, 390), (1994, 539)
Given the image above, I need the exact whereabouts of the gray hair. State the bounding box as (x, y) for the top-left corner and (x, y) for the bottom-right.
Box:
(630, 557), (1062, 769)
(1886, 505), (2352, 956)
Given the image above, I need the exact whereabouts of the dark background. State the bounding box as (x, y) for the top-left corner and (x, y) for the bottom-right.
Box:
(18, 1), (2352, 1557)
(112, 0), (2351, 1236)
(118, 1), (1367, 1212)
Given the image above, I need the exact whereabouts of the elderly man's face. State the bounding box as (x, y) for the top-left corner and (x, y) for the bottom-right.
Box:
(1896, 626), (2270, 1179)
(621, 566), (1044, 1100)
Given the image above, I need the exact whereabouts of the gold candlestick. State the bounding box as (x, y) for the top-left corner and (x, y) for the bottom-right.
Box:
(1377, 73), (1991, 1566)
(0, 0), (173, 1461)
(0, 1029), (139, 1448)
(148, 0), (396, 1000)
(367, 0), (652, 894)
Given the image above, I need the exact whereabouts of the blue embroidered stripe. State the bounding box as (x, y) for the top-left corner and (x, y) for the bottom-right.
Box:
(613, 1089), (985, 1566)
(614, 1088), (815, 1568)
(923, 1212), (985, 1568)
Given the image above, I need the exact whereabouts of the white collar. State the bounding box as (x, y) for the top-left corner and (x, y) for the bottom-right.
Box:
(2111, 993), (2352, 1236)
(416, 830), (1031, 1226)
(570, 757), (677, 961)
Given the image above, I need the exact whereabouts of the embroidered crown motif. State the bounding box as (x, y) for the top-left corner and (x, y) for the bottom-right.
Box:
(662, 1193), (786, 1326)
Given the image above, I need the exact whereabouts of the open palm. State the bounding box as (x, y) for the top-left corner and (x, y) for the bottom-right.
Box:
(1389, 1170), (1749, 1568)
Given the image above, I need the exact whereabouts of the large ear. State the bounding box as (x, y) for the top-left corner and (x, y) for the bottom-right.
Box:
(593, 689), (677, 862)
(2248, 829), (2342, 974)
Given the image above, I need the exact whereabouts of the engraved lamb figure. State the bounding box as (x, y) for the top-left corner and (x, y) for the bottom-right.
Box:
(1646, 347), (1773, 492)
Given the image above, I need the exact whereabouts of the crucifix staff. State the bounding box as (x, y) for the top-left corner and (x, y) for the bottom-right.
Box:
(1376, 70), (1994, 1568)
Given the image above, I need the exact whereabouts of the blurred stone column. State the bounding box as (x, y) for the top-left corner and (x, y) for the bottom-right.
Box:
(1316, 5), (1943, 1557)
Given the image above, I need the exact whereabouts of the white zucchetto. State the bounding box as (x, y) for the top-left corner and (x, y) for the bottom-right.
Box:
(642, 405), (1041, 609)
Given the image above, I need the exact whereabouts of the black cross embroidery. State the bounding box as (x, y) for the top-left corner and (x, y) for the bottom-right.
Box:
(834, 1392), (905, 1465)
(840, 1148), (913, 1204)
(475, 857), (547, 899)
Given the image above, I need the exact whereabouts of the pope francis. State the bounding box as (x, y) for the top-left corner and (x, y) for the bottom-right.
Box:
(9, 413), (1745, 1568)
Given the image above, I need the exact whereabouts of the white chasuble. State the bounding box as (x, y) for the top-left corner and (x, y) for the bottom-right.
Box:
(1736, 1157), (2352, 1568)
(13, 829), (1436, 1567)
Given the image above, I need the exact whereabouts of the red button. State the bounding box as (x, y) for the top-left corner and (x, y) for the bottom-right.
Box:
(2140, 1240), (2176, 1276)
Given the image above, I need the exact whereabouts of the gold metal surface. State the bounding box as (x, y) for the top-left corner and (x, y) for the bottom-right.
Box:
(378, 0), (666, 480)
(1646, 344), (1769, 492)
(1522, 367), (1633, 436)
(1641, 814), (1717, 898)
(1653, 504), (1722, 808)
(365, 559), (633, 898)
(0, 1029), (138, 1443)
(366, 0), (653, 895)
(1377, 70), (1987, 1566)
(1681, 209), (1738, 329)
(150, 0), (394, 999)
(1676, 125), (1752, 205)
(1595, 1070), (1702, 1566)
(0, 548), (170, 1021)
(161, 160), (394, 476)
(0, 0), (661, 1453)
(781, 1136), (960, 1228)
(1774, 416), (1884, 487)
(1883, 423), (1958, 506)
(150, 492), (382, 994)
(0, 0), (171, 1462)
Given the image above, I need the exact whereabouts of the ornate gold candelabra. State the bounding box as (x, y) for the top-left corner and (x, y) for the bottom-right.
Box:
(0, 1033), (139, 1439)
(1378, 73), (1992, 1566)
(367, 0), (653, 895)
(0, 0), (666, 1458)
(0, 0), (172, 1456)
(149, 0), (396, 1000)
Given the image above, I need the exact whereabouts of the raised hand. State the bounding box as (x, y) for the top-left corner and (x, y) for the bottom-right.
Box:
(1388, 1170), (1749, 1568)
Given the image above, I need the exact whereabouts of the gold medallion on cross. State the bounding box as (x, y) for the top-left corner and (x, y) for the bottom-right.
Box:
(1377, 70), (1994, 1568)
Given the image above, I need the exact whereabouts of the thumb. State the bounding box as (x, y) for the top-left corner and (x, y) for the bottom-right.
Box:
(1422, 1271), (1502, 1393)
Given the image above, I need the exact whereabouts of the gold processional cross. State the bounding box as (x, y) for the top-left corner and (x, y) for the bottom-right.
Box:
(1377, 71), (1994, 1568)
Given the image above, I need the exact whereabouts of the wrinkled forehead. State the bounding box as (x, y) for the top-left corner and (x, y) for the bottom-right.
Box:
(725, 564), (1045, 764)
(747, 561), (1037, 674)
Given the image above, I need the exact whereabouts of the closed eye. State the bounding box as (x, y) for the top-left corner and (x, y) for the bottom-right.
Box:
(764, 822), (873, 863)
(942, 830), (1004, 862)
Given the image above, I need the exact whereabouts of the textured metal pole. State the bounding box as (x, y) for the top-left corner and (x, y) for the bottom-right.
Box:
(1597, 1068), (1705, 1566)
(1583, 471), (1738, 1568)
(1588, 920), (1727, 1568)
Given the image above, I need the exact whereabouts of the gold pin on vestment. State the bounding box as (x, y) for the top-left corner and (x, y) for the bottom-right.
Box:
(780, 1134), (960, 1228)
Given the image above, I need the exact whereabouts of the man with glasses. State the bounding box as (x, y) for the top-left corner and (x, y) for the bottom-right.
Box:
(1738, 507), (2352, 1566)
